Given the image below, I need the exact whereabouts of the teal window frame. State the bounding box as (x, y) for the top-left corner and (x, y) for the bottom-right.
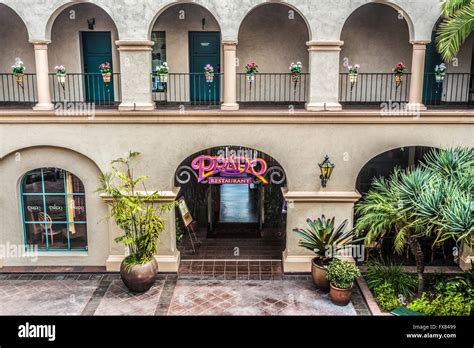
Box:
(20, 168), (88, 252)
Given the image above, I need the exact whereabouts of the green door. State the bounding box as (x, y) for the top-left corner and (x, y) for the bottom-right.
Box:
(81, 32), (114, 103)
(189, 32), (220, 103)
(423, 29), (443, 105)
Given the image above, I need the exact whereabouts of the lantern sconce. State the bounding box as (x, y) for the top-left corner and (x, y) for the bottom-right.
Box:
(319, 155), (335, 188)
(87, 18), (96, 30)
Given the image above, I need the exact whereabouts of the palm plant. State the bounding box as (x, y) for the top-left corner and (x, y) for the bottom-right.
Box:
(436, 0), (474, 61)
(356, 147), (474, 296)
(97, 151), (175, 268)
(293, 215), (360, 264)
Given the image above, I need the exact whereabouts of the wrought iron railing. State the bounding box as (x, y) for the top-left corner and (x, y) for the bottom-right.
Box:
(0, 73), (37, 106)
(339, 73), (411, 104)
(152, 73), (222, 106)
(49, 73), (121, 107)
(237, 73), (308, 104)
(423, 73), (473, 106)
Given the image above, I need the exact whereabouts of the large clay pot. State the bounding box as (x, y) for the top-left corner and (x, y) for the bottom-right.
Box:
(311, 258), (329, 290)
(329, 283), (352, 306)
(120, 258), (158, 293)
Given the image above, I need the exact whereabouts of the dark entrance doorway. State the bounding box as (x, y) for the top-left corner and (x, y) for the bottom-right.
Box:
(189, 32), (221, 103)
(174, 146), (287, 264)
(81, 31), (114, 102)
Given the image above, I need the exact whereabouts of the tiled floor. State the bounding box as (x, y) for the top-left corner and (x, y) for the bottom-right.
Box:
(178, 260), (283, 279)
(0, 273), (370, 316)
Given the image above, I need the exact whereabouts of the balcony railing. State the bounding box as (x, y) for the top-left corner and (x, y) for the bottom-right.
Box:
(237, 73), (308, 104)
(423, 73), (473, 106)
(49, 73), (121, 107)
(0, 73), (37, 106)
(152, 73), (222, 106)
(339, 73), (411, 105)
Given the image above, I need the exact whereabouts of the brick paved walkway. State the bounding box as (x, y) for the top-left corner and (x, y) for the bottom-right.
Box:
(0, 273), (370, 316)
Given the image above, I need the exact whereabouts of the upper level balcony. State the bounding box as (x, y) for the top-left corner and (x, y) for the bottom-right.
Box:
(0, 0), (472, 114)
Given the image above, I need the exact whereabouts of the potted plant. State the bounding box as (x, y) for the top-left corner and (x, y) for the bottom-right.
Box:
(434, 63), (447, 83)
(54, 65), (67, 88)
(348, 64), (360, 89)
(99, 62), (112, 83)
(293, 215), (360, 290)
(392, 62), (406, 86)
(11, 58), (25, 87)
(327, 259), (361, 306)
(289, 61), (302, 84)
(204, 64), (214, 83)
(98, 151), (175, 293)
(156, 62), (169, 83)
(244, 62), (258, 83)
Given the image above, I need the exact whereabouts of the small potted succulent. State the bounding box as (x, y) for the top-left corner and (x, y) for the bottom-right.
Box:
(327, 259), (361, 306)
(12, 58), (25, 87)
(392, 62), (406, 86)
(244, 62), (258, 83)
(348, 64), (360, 88)
(293, 215), (360, 290)
(156, 62), (169, 83)
(289, 61), (302, 83)
(55, 65), (67, 88)
(204, 64), (214, 83)
(99, 62), (112, 83)
(434, 63), (447, 83)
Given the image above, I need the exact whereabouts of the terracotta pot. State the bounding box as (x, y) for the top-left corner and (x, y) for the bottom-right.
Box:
(14, 73), (24, 86)
(311, 258), (329, 290)
(120, 257), (158, 293)
(159, 74), (168, 83)
(291, 73), (300, 83)
(329, 283), (352, 306)
(102, 72), (112, 83)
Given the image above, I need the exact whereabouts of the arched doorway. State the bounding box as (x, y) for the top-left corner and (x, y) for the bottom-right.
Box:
(149, 3), (222, 105)
(174, 145), (287, 268)
(355, 146), (457, 265)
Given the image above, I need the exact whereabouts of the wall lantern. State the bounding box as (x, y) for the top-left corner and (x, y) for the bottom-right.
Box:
(319, 155), (335, 188)
(87, 18), (96, 30)
(201, 18), (206, 30)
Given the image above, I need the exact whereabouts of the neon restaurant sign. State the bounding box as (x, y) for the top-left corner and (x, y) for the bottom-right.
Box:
(191, 155), (268, 184)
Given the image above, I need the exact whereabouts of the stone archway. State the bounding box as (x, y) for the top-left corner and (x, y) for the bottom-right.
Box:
(173, 145), (287, 267)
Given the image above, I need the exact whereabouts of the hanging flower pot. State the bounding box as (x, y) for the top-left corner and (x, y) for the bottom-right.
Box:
(99, 62), (112, 84)
(204, 64), (215, 83)
(14, 72), (25, 87)
(156, 62), (169, 84)
(12, 58), (25, 88)
(54, 65), (67, 88)
(205, 72), (214, 83)
(159, 73), (169, 83)
(246, 73), (255, 83)
(289, 62), (302, 86)
(244, 63), (258, 84)
(291, 73), (301, 83)
(347, 64), (360, 90)
(434, 63), (446, 84)
(392, 62), (406, 88)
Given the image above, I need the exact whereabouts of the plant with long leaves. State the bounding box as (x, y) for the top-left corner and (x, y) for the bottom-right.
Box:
(356, 147), (473, 296)
(293, 215), (361, 264)
(97, 151), (175, 268)
(436, 0), (474, 62)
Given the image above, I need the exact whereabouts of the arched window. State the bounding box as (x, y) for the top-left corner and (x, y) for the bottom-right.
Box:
(20, 168), (87, 251)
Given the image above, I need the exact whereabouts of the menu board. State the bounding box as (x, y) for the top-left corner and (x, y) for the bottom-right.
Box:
(177, 197), (193, 227)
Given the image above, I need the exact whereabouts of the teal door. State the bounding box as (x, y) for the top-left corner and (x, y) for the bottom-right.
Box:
(189, 32), (220, 103)
(81, 32), (114, 103)
(423, 29), (443, 105)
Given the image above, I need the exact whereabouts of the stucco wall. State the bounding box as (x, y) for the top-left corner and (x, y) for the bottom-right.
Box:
(1, 120), (472, 268)
(0, 146), (109, 266)
(340, 3), (412, 73)
(237, 3), (309, 73)
(48, 3), (120, 74)
(0, 4), (34, 73)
